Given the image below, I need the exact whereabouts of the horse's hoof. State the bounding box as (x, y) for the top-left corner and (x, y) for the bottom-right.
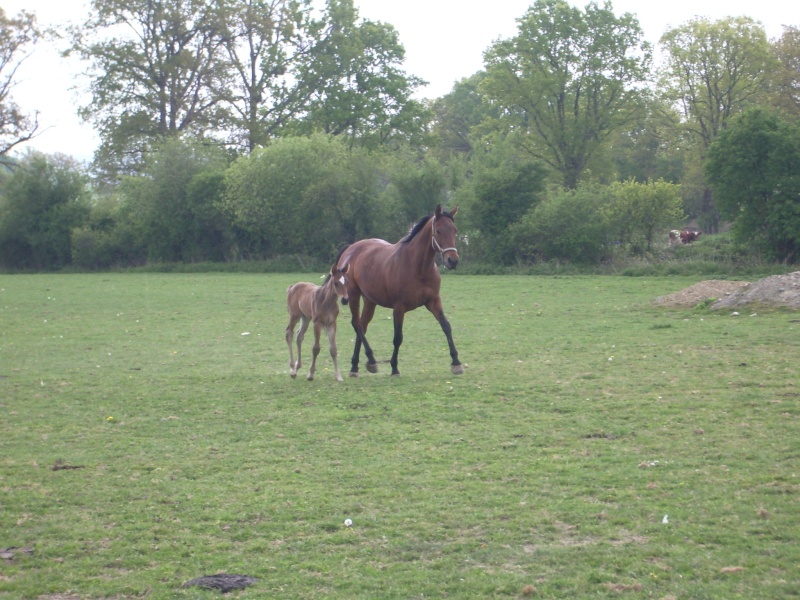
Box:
(391, 372), (401, 377)
(290, 372), (297, 379)
(349, 371), (360, 378)
(307, 375), (314, 381)
(367, 362), (378, 373)
(451, 364), (465, 375)
(336, 376), (344, 382)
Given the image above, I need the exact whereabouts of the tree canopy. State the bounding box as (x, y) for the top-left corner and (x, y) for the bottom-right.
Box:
(706, 108), (800, 262)
(483, 0), (651, 188)
(0, 8), (41, 160)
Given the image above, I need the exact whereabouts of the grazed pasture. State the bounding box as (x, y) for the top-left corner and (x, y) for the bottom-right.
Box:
(1, 273), (798, 598)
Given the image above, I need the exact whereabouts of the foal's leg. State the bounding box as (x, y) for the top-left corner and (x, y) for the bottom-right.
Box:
(294, 316), (310, 377)
(326, 322), (344, 382)
(307, 321), (322, 381)
(426, 296), (463, 375)
(389, 307), (405, 376)
(285, 315), (300, 378)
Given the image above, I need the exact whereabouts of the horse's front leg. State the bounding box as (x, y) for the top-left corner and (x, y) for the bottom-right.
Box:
(307, 321), (321, 381)
(390, 308), (405, 376)
(285, 316), (299, 378)
(426, 297), (463, 375)
(349, 298), (378, 376)
(326, 323), (344, 382)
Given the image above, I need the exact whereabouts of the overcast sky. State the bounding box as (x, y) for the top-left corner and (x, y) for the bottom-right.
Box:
(2, 0), (793, 161)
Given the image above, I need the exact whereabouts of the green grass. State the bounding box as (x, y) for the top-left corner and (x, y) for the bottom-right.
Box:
(1, 273), (798, 599)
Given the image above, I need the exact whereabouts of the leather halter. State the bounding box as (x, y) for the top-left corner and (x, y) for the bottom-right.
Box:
(431, 216), (457, 256)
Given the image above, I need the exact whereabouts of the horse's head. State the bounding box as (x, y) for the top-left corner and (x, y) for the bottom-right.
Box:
(331, 263), (350, 305)
(432, 204), (460, 269)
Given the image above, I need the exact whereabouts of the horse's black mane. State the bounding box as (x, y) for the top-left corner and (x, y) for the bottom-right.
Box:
(400, 210), (455, 244)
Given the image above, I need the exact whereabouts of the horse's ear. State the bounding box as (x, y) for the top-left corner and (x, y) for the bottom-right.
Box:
(434, 204), (443, 218)
(341, 263), (350, 274)
(450, 205), (459, 219)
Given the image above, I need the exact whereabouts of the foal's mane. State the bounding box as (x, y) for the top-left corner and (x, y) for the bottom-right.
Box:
(400, 210), (455, 244)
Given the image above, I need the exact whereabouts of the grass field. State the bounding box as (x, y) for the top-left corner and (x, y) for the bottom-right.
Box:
(1, 273), (798, 599)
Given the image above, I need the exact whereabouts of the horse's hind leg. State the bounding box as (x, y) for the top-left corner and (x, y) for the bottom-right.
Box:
(389, 308), (405, 376)
(307, 321), (321, 381)
(294, 316), (310, 377)
(350, 300), (378, 375)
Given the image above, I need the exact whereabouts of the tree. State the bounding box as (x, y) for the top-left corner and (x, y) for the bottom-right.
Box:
(222, 134), (382, 260)
(220, 0), (321, 152)
(455, 142), (546, 264)
(289, 0), (430, 150)
(659, 17), (776, 231)
(0, 8), (41, 160)
(660, 17), (775, 151)
(510, 184), (614, 264)
(430, 72), (501, 159)
(119, 138), (231, 263)
(0, 152), (89, 270)
(70, 0), (231, 177)
(706, 108), (800, 262)
(770, 25), (800, 118)
(608, 178), (684, 253)
(483, 0), (651, 189)
(608, 93), (686, 184)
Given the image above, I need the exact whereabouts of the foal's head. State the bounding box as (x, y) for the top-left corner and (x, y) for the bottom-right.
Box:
(432, 204), (460, 270)
(329, 263), (350, 305)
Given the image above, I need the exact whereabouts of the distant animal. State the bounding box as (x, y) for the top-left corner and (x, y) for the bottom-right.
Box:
(669, 229), (702, 245)
(680, 230), (701, 244)
(334, 204), (463, 377)
(285, 264), (350, 382)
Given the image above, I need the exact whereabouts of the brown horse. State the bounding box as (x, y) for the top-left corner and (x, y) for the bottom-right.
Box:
(335, 204), (463, 377)
(285, 264), (350, 382)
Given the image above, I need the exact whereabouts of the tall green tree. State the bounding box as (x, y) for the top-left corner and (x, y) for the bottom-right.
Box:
(430, 72), (500, 159)
(483, 0), (651, 189)
(70, 0), (231, 177)
(220, 0), (321, 152)
(659, 17), (776, 231)
(290, 0), (430, 149)
(660, 17), (775, 151)
(706, 108), (800, 262)
(0, 8), (41, 160)
(770, 25), (800, 118)
(0, 153), (89, 270)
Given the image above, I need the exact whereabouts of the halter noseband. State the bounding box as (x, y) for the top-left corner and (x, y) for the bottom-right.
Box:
(431, 216), (457, 256)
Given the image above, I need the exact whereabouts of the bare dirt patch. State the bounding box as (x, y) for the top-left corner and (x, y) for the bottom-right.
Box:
(653, 280), (751, 308)
(653, 271), (800, 310)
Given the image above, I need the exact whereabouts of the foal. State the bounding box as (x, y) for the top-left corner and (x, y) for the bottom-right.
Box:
(285, 264), (350, 382)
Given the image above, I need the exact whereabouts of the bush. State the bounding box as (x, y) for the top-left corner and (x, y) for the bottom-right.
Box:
(510, 185), (614, 264)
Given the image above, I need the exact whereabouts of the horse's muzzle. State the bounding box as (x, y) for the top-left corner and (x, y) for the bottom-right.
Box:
(444, 253), (459, 270)
(341, 297), (349, 305)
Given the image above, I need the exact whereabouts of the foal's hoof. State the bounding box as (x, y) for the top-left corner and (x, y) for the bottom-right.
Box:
(367, 362), (378, 374)
(290, 372), (297, 379)
(451, 364), (465, 375)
